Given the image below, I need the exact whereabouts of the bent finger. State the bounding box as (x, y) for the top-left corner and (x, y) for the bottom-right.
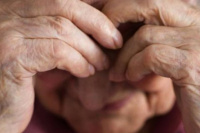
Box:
(20, 39), (95, 78)
(102, 0), (198, 27)
(15, 16), (109, 70)
(126, 45), (189, 82)
(12, 0), (122, 49)
(109, 25), (197, 81)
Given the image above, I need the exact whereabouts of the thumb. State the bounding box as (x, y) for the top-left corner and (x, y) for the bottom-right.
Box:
(0, 71), (34, 133)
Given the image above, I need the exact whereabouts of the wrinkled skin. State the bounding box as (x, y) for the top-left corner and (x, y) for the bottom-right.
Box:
(103, 0), (200, 133)
(36, 1), (199, 133)
(37, 0), (200, 133)
(0, 0), (122, 132)
(0, 0), (200, 133)
(36, 58), (175, 133)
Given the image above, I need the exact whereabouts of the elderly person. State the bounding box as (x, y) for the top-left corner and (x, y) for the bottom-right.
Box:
(0, 0), (200, 133)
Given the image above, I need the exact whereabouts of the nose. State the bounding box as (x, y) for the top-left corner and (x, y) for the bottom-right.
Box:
(76, 46), (123, 111)
(76, 22), (144, 111)
(77, 70), (113, 111)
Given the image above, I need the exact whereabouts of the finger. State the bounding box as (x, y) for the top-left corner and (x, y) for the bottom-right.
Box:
(12, 0), (123, 49)
(102, 0), (198, 27)
(125, 45), (189, 82)
(15, 16), (109, 71)
(21, 39), (95, 78)
(109, 25), (197, 82)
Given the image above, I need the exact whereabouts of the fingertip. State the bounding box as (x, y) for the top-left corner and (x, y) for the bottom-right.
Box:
(89, 64), (95, 76)
(103, 29), (122, 49)
(113, 29), (123, 49)
(70, 64), (96, 78)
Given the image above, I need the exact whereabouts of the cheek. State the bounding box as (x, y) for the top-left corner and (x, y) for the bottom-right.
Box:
(130, 74), (175, 115)
(35, 69), (71, 116)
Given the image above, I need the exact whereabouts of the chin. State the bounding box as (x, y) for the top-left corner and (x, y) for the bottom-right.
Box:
(74, 121), (144, 133)
(65, 113), (148, 133)
(62, 92), (152, 133)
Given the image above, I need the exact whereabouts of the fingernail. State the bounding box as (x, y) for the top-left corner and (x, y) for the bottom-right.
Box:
(109, 69), (125, 82)
(113, 29), (123, 49)
(89, 64), (95, 75)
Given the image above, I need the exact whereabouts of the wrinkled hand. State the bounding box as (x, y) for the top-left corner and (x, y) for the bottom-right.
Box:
(103, 0), (200, 132)
(103, 0), (200, 27)
(0, 0), (122, 132)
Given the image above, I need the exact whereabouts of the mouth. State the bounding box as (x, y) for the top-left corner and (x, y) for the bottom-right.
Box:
(102, 92), (134, 111)
(66, 76), (137, 111)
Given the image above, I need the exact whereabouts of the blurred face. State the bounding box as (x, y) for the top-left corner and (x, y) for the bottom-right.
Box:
(35, 24), (175, 133)
(36, 62), (175, 133)
(33, 0), (200, 133)
(35, 2), (175, 133)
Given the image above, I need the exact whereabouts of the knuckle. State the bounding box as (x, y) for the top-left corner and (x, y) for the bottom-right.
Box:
(50, 16), (73, 36)
(51, 39), (88, 76)
(51, 39), (66, 59)
(143, 45), (157, 63)
(136, 25), (154, 43)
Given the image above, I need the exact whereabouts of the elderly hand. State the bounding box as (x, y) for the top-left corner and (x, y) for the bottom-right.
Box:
(103, 0), (200, 132)
(0, 0), (122, 132)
